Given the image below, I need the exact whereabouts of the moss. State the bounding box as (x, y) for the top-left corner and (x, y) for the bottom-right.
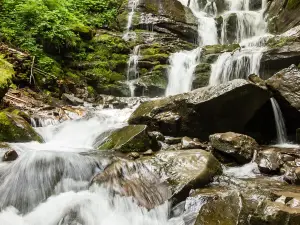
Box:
(267, 36), (298, 48)
(0, 55), (14, 98)
(203, 44), (240, 54)
(99, 125), (151, 152)
(287, 0), (300, 9)
(141, 54), (169, 63)
(0, 111), (42, 142)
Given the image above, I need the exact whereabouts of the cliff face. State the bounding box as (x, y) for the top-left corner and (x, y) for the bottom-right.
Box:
(267, 0), (300, 33)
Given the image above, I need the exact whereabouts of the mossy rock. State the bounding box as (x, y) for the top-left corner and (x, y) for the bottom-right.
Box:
(98, 125), (152, 152)
(0, 110), (42, 142)
(141, 54), (169, 64)
(193, 63), (211, 89)
(203, 43), (240, 55)
(0, 56), (14, 99)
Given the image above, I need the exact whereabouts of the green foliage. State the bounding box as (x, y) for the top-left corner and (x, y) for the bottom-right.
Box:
(0, 0), (125, 93)
(0, 0), (121, 54)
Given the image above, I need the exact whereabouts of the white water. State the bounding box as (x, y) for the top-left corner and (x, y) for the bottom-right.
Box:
(123, 0), (140, 40)
(0, 105), (188, 224)
(270, 98), (288, 145)
(166, 48), (201, 96)
(127, 45), (140, 97)
(166, 0), (218, 96)
(209, 0), (269, 85)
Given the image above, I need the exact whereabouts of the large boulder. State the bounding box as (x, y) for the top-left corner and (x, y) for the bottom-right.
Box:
(0, 110), (42, 142)
(129, 79), (270, 141)
(98, 125), (155, 152)
(209, 132), (259, 164)
(0, 56), (14, 100)
(266, 64), (300, 137)
(188, 178), (300, 225)
(143, 149), (222, 199)
(93, 149), (222, 207)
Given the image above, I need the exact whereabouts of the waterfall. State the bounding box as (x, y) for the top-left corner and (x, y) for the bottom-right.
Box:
(209, 0), (269, 85)
(270, 98), (288, 145)
(166, 48), (201, 96)
(0, 106), (189, 224)
(126, 45), (141, 97)
(123, 0), (140, 40)
(166, 0), (218, 96)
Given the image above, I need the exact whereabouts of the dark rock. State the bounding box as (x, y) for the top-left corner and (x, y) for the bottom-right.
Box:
(189, 178), (300, 225)
(209, 132), (259, 164)
(181, 136), (206, 149)
(256, 148), (283, 174)
(193, 63), (211, 89)
(98, 125), (154, 152)
(266, 64), (300, 138)
(148, 131), (165, 142)
(129, 79), (270, 141)
(2, 149), (18, 161)
(297, 128), (300, 144)
(267, 0), (300, 34)
(62, 93), (84, 106)
(261, 27), (300, 78)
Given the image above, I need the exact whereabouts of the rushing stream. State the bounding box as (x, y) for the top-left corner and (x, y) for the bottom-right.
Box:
(0, 106), (190, 224)
(0, 0), (299, 224)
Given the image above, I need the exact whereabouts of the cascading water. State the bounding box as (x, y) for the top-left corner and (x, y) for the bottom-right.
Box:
(123, 0), (140, 40)
(166, 48), (201, 96)
(209, 0), (269, 85)
(166, 0), (218, 96)
(0, 105), (189, 224)
(270, 98), (288, 145)
(126, 45), (140, 97)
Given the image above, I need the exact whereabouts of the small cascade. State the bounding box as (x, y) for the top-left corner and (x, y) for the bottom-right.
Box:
(126, 45), (141, 97)
(166, 48), (201, 96)
(209, 0), (269, 86)
(166, 0), (218, 96)
(123, 0), (140, 40)
(270, 98), (288, 145)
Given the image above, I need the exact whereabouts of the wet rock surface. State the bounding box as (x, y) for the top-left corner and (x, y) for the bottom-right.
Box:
(266, 64), (300, 136)
(129, 79), (270, 141)
(98, 125), (155, 152)
(188, 177), (300, 225)
(210, 132), (259, 164)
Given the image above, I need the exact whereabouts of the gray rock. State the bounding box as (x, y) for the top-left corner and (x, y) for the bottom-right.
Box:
(209, 132), (259, 164)
(129, 79), (270, 140)
(62, 94), (84, 106)
(256, 148), (283, 174)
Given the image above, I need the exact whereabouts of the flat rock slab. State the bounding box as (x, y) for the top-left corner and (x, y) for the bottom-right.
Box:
(129, 79), (270, 140)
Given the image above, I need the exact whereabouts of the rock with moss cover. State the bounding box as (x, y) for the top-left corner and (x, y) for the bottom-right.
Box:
(193, 63), (211, 89)
(209, 132), (259, 164)
(98, 125), (154, 152)
(189, 178), (300, 225)
(261, 26), (300, 78)
(0, 110), (42, 142)
(129, 79), (270, 140)
(143, 149), (222, 201)
(0, 56), (14, 99)
(267, 0), (300, 34)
